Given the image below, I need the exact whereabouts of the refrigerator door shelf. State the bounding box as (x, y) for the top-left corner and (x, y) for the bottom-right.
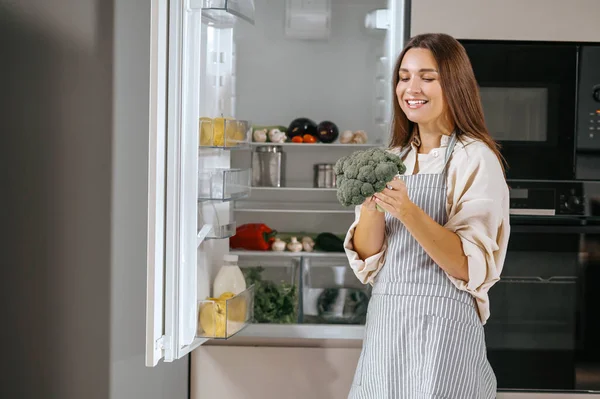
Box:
(199, 118), (251, 149)
(193, 0), (256, 27)
(197, 168), (251, 201)
(196, 285), (255, 339)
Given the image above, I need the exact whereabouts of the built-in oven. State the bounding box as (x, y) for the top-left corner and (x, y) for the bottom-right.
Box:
(488, 180), (600, 393)
(459, 40), (600, 180)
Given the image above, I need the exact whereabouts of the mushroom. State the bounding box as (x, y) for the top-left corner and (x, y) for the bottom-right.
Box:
(351, 130), (368, 144)
(340, 130), (354, 144)
(253, 128), (268, 142)
(268, 128), (287, 143)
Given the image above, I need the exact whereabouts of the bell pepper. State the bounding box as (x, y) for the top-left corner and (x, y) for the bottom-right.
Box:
(229, 223), (277, 251)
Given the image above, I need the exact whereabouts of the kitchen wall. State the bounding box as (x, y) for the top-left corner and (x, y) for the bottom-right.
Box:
(411, 0), (600, 42)
(1, 0), (188, 398)
(235, 0), (389, 145)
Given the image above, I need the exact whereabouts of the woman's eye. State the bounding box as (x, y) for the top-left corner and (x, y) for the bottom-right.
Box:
(422, 77), (435, 82)
(399, 77), (410, 82)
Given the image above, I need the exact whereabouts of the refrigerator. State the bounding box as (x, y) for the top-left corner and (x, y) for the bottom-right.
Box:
(146, 0), (411, 372)
(0, 0), (406, 398)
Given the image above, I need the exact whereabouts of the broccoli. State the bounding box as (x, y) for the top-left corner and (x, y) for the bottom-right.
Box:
(334, 148), (406, 212)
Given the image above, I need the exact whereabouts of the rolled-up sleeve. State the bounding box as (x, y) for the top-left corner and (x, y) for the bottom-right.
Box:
(444, 143), (510, 324)
(343, 205), (387, 284)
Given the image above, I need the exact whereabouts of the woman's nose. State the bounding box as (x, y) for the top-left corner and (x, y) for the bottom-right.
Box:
(406, 79), (422, 94)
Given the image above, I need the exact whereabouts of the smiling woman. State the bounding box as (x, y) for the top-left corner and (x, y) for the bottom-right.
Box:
(345, 33), (510, 399)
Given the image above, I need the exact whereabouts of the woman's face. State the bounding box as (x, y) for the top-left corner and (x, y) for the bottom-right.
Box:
(396, 48), (447, 129)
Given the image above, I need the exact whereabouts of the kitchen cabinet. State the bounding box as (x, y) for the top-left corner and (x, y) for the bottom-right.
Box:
(411, 0), (600, 42)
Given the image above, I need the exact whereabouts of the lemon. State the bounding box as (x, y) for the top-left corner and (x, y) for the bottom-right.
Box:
(199, 300), (226, 338)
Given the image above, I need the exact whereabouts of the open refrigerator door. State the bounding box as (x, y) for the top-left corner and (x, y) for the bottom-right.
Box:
(146, 0), (255, 367)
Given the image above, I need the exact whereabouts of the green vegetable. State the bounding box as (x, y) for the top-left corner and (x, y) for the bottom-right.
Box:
(315, 232), (344, 252)
(242, 266), (298, 324)
(334, 148), (406, 212)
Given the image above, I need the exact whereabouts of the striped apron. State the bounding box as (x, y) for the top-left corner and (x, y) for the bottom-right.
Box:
(348, 134), (496, 399)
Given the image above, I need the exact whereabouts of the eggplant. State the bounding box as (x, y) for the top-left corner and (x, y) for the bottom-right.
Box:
(316, 121), (339, 143)
(287, 118), (318, 139)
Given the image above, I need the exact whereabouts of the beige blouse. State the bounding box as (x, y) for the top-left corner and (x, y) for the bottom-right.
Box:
(343, 134), (510, 324)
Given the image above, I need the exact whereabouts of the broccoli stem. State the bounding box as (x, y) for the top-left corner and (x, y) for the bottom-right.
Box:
(376, 204), (385, 213)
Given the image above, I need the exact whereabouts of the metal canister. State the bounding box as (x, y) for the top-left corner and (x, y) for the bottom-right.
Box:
(314, 163), (336, 188)
(252, 145), (286, 187)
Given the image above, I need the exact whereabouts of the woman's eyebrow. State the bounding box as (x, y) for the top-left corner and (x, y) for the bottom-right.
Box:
(399, 68), (439, 73)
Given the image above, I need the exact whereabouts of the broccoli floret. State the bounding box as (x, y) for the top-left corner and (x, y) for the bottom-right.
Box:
(334, 148), (406, 210)
(374, 162), (398, 182)
(357, 165), (376, 184)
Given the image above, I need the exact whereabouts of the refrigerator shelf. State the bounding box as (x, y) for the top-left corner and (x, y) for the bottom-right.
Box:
(197, 168), (251, 201)
(199, 118), (252, 149)
(196, 285), (255, 339)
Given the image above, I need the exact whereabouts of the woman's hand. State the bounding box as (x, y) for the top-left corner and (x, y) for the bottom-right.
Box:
(373, 177), (415, 221)
(361, 195), (378, 212)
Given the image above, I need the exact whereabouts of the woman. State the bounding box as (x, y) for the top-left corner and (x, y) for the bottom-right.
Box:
(344, 33), (510, 398)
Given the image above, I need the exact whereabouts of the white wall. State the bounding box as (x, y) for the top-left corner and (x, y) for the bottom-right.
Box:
(235, 0), (388, 145)
(411, 0), (600, 42)
(1, 0), (189, 398)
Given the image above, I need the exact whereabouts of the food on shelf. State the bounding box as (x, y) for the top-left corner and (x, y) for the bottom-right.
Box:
(302, 134), (317, 143)
(291, 136), (303, 143)
(301, 236), (315, 252)
(316, 288), (369, 324)
(286, 237), (303, 252)
(316, 121), (339, 143)
(229, 223), (277, 251)
(271, 238), (287, 252)
(243, 267), (297, 324)
(253, 128), (268, 143)
(315, 232), (345, 252)
(334, 148), (406, 212)
(350, 130), (368, 144)
(199, 116), (247, 147)
(287, 118), (318, 140)
(198, 290), (248, 338)
(268, 128), (287, 143)
(251, 125), (288, 143)
(339, 129), (368, 144)
(199, 117), (214, 146)
(213, 254), (246, 298)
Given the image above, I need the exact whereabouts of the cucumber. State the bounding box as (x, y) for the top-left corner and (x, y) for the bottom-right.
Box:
(315, 232), (345, 252)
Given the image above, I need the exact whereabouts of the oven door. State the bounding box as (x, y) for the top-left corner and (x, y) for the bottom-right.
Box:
(460, 41), (578, 180)
(488, 218), (600, 393)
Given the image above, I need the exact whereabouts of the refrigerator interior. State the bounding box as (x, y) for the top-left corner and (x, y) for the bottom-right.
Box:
(198, 0), (399, 335)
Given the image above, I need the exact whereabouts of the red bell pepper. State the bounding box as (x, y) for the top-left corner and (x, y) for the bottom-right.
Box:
(229, 223), (277, 251)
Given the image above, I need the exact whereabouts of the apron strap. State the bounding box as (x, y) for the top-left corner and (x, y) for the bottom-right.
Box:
(396, 131), (458, 172)
(442, 131), (458, 173)
(398, 144), (412, 160)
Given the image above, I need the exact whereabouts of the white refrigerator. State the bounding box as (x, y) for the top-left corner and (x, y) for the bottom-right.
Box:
(146, 0), (410, 372)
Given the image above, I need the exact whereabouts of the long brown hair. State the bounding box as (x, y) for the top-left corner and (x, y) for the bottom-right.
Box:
(389, 33), (506, 173)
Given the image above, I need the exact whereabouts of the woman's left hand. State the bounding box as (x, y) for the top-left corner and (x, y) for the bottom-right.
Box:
(373, 177), (415, 222)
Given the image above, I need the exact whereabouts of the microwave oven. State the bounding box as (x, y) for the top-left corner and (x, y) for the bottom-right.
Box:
(459, 40), (600, 180)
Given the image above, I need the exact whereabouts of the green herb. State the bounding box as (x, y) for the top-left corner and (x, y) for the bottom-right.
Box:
(243, 266), (298, 324)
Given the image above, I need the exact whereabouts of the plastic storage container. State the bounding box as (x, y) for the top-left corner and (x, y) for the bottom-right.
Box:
(199, 118), (251, 149)
(196, 285), (255, 339)
(301, 259), (370, 325)
(197, 168), (251, 201)
(240, 258), (300, 324)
